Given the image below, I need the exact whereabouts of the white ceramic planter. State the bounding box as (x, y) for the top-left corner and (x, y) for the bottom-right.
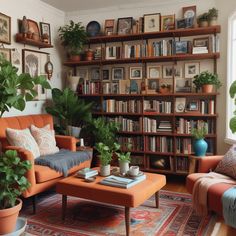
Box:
(100, 164), (110, 176)
(67, 76), (80, 91)
(67, 126), (81, 138)
(119, 161), (129, 174)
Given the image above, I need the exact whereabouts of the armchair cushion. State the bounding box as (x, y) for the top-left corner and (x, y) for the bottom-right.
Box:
(30, 124), (59, 156)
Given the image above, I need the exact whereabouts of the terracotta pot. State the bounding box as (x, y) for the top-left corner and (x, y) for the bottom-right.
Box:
(199, 21), (208, 27)
(70, 54), (81, 62)
(202, 84), (213, 93)
(159, 87), (171, 94)
(0, 198), (22, 234)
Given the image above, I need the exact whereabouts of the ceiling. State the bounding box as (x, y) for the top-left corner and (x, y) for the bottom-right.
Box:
(41, 0), (151, 12)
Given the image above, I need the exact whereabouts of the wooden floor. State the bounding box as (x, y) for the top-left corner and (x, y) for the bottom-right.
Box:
(164, 175), (236, 236)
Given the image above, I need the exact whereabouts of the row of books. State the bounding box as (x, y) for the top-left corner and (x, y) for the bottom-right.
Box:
(200, 100), (215, 115)
(176, 157), (189, 172)
(143, 118), (172, 133)
(117, 136), (144, 151)
(146, 136), (173, 153)
(143, 100), (172, 114)
(176, 138), (192, 154)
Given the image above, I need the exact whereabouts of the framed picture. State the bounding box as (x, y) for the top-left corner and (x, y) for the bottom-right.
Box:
(11, 49), (21, 71)
(175, 78), (192, 92)
(147, 79), (159, 91)
(77, 68), (88, 80)
(175, 97), (186, 113)
(144, 13), (161, 33)
(27, 19), (40, 39)
(147, 66), (162, 78)
(174, 65), (183, 78)
(185, 17), (194, 28)
(130, 67), (142, 79)
(175, 41), (188, 54)
(163, 65), (174, 78)
(187, 100), (199, 111)
(104, 19), (115, 35)
(0, 48), (11, 61)
(102, 69), (110, 80)
(184, 62), (200, 78)
(40, 22), (51, 44)
(91, 67), (100, 80)
(112, 67), (124, 80)
(176, 17), (194, 29)
(161, 15), (175, 31)
(183, 6), (196, 19)
(193, 37), (209, 48)
(117, 17), (133, 35)
(111, 82), (119, 94)
(0, 12), (11, 44)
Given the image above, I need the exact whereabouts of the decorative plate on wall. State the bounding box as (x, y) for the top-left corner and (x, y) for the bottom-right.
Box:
(86, 21), (101, 37)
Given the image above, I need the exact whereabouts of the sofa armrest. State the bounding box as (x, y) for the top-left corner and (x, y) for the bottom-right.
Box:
(55, 135), (77, 151)
(198, 155), (224, 173)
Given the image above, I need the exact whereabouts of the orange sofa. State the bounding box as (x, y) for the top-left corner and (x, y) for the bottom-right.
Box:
(186, 155), (235, 215)
(0, 114), (92, 213)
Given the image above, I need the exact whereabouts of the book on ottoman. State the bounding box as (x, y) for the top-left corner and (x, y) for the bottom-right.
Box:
(76, 168), (98, 178)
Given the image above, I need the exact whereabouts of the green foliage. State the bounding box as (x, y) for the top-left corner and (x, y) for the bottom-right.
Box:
(0, 150), (31, 209)
(197, 13), (209, 23)
(114, 143), (132, 162)
(0, 55), (51, 117)
(229, 80), (236, 133)
(58, 20), (88, 55)
(45, 88), (93, 135)
(191, 127), (207, 140)
(193, 71), (222, 89)
(208, 8), (218, 18)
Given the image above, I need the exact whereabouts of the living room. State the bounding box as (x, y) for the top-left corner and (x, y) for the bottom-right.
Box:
(1, 0), (236, 235)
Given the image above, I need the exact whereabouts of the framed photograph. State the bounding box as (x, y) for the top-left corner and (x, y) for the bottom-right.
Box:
(147, 79), (159, 91)
(144, 13), (161, 33)
(91, 67), (100, 80)
(175, 41), (188, 54)
(176, 17), (194, 29)
(184, 62), (200, 78)
(39, 22), (51, 44)
(175, 78), (192, 92)
(175, 97), (186, 113)
(163, 65), (174, 79)
(147, 66), (162, 78)
(187, 100), (199, 111)
(0, 12), (11, 44)
(161, 15), (175, 31)
(193, 37), (209, 48)
(102, 69), (110, 81)
(183, 6), (196, 19)
(174, 65), (183, 78)
(104, 19), (115, 35)
(0, 48), (11, 61)
(111, 82), (119, 94)
(112, 67), (124, 80)
(130, 67), (142, 79)
(117, 17), (133, 35)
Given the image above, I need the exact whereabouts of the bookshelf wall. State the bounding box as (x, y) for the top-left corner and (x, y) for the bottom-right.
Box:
(65, 25), (220, 175)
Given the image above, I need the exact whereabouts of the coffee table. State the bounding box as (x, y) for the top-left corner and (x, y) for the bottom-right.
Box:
(56, 170), (166, 236)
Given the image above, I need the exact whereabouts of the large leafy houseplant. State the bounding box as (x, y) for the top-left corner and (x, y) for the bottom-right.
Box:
(0, 55), (51, 117)
(229, 81), (236, 133)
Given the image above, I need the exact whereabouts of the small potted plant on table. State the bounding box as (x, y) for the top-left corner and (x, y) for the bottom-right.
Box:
(192, 126), (208, 157)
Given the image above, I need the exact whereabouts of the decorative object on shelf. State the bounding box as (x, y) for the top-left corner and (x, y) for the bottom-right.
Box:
(183, 5), (196, 20)
(208, 8), (218, 26)
(0, 150), (31, 234)
(20, 15), (28, 38)
(197, 13), (209, 27)
(85, 48), (94, 61)
(40, 22), (51, 44)
(192, 127), (208, 156)
(175, 78), (192, 93)
(161, 15), (175, 31)
(112, 67), (124, 80)
(91, 67), (100, 80)
(58, 20), (87, 61)
(45, 55), (53, 80)
(0, 48), (11, 62)
(117, 17), (133, 35)
(184, 62), (200, 78)
(26, 19), (40, 41)
(104, 19), (115, 35)
(175, 97), (186, 112)
(147, 65), (162, 78)
(0, 12), (11, 44)
(102, 69), (110, 80)
(67, 75), (80, 91)
(229, 80), (236, 133)
(176, 17), (194, 29)
(193, 71), (222, 93)
(86, 21), (101, 37)
(159, 84), (171, 94)
(186, 100), (200, 112)
(143, 13), (161, 33)
(193, 37), (209, 48)
(130, 80), (139, 94)
(130, 66), (142, 79)
(175, 41), (189, 54)
(147, 79), (159, 92)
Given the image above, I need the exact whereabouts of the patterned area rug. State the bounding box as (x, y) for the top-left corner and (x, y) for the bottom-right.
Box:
(21, 190), (216, 236)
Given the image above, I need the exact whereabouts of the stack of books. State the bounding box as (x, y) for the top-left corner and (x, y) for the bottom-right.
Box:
(192, 46), (208, 54)
(157, 121), (172, 132)
(100, 174), (146, 188)
(76, 168), (98, 179)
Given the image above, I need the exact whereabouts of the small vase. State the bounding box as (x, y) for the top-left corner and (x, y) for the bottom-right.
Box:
(202, 84), (213, 93)
(119, 161), (129, 174)
(193, 139), (208, 157)
(100, 164), (110, 176)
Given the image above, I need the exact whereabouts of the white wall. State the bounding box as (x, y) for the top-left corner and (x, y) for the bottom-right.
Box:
(1, 0), (65, 117)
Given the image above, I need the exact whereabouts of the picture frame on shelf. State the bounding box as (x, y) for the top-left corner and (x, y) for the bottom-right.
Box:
(0, 12), (11, 44)
(0, 48), (11, 62)
(102, 69), (110, 81)
(185, 17), (194, 28)
(147, 65), (162, 78)
(27, 19), (41, 40)
(175, 41), (188, 54)
(184, 62), (200, 78)
(161, 15), (175, 31)
(182, 6), (196, 19)
(111, 82), (119, 94)
(119, 79), (130, 94)
(176, 17), (194, 29)
(186, 100), (199, 111)
(163, 65), (174, 79)
(147, 79), (159, 91)
(39, 22), (51, 44)
(91, 67), (100, 80)
(175, 78), (192, 93)
(117, 17), (133, 35)
(143, 13), (161, 33)
(130, 66), (142, 79)
(175, 97), (186, 113)
(174, 65), (183, 78)
(112, 67), (124, 80)
(104, 19), (115, 35)
(193, 37), (209, 48)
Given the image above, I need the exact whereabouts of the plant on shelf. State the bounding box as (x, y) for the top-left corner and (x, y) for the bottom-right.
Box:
(45, 88), (93, 137)
(229, 80), (236, 133)
(197, 13), (209, 27)
(0, 150), (31, 234)
(208, 8), (218, 26)
(193, 71), (222, 93)
(191, 126), (208, 157)
(0, 54), (51, 117)
(58, 20), (88, 61)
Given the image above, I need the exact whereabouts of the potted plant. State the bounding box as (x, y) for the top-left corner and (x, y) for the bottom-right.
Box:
(0, 150), (31, 234)
(197, 13), (209, 27)
(208, 8), (218, 26)
(159, 84), (171, 94)
(45, 88), (93, 136)
(115, 143), (131, 174)
(58, 20), (88, 61)
(229, 80), (236, 133)
(193, 71), (222, 93)
(192, 126), (208, 157)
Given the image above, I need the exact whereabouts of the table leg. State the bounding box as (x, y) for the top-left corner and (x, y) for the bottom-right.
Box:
(125, 207), (130, 236)
(62, 195), (67, 221)
(155, 191), (159, 208)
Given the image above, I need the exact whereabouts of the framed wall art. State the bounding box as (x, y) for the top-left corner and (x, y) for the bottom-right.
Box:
(117, 17), (133, 35)
(112, 67), (124, 80)
(0, 48), (11, 61)
(143, 13), (161, 33)
(102, 69), (110, 80)
(0, 12), (11, 44)
(91, 67), (100, 80)
(147, 65), (162, 78)
(175, 41), (188, 54)
(27, 19), (40, 40)
(161, 15), (175, 31)
(40, 22), (51, 44)
(104, 19), (115, 35)
(130, 67), (142, 79)
(183, 6), (196, 19)
(163, 65), (174, 79)
(184, 62), (200, 78)
(193, 37), (209, 48)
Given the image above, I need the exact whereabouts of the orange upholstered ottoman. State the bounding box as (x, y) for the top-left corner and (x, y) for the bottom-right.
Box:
(56, 171), (166, 236)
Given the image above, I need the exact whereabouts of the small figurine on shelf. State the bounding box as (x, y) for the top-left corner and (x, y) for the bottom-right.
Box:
(21, 16), (29, 38)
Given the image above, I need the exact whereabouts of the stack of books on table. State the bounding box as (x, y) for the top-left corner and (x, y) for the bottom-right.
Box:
(76, 168), (98, 179)
(100, 174), (146, 188)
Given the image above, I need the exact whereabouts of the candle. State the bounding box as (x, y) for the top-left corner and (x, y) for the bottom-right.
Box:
(80, 138), (84, 147)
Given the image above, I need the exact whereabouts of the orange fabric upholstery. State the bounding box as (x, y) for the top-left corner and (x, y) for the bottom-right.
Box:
(0, 114), (92, 199)
(186, 155), (235, 216)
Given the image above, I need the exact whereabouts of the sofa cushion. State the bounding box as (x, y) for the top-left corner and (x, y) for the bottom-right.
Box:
(6, 128), (40, 159)
(30, 124), (59, 156)
(215, 145), (236, 179)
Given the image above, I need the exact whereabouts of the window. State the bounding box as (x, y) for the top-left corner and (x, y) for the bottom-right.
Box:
(226, 11), (236, 143)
